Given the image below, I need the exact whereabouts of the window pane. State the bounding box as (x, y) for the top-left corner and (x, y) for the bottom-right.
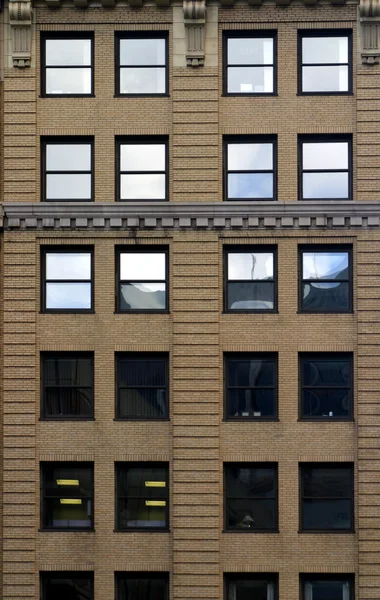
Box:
(302, 282), (349, 311)
(120, 67), (166, 94)
(228, 66), (273, 93)
(227, 579), (272, 600)
(119, 389), (167, 418)
(303, 172), (348, 199)
(303, 499), (352, 529)
(305, 580), (351, 600)
(228, 38), (273, 65)
(47, 174), (91, 200)
(227, 498), (276, 529)
(303, 467), (352, 498)
(227, 389), (275, 418)
(228, 253), (274, 280)
(302, 252), (349, 280)
(120, 144), (165, 172)
(44, 498), (92, 528)
(46, 283), (92, 310)
(121, 174), (166, 200)
(228, 144), (273, 171)
(228, 359), (275, 387)
(226, 467), (275, 498)
(120, 38), (166, 66)
(302, 37), (348, 64)
(46, 253), (91, 280)
(120, 253), (166, 280)
(46, 68), (92, 94)
(44, 465), (93, 496)
(228, 173), (273, 199)
(228, 281), (274, 311)
(303, 389), (350, 418)
(303, 142), (348, 170)
(118, 498), (167, 528)
(118, 466), (167, 496)
(118, 358), (166, 386)
(46, 144), (91, 171)
(118, 577), (167, 600)
(302, 359), (350, 387)
(45, 388), (93, 417)
(45, 39), (91, 66)
(44, 357), (93, 387)
(43, 574), (93, 600)
(302, 65), (348, 92)
(120, 283), (166, 310)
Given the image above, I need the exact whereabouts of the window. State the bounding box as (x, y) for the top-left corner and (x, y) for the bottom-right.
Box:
(300, 464), (354, 531)
(41, 138), (93, 202)
(40, 572), (94, 600)
(115, 463), (169, 530)
(299, 136), (352, 201)
(115, 573), (169, 600)
(224, 574), (278, 600)
(116, 354), (168, 419)
(224, 137), (276, 201)
(224, 32), (276, 95)
(299, 31), (352, 94)
(41, 353), (94, 419)
(116, 248), (168, 312)
(116, 138), (168, 201)
(299, 246), (352, 313)
(224, 247), (276, 312)
(42, 248), (94, 312)
(224, 463), (278, 531)
(116, 33), (168, 96)
(301, 575), (354, 600)
(300, 354), (353, 420)
(225, 354), (277, 420)
(41, 463), (94, 530)
(41, 33), (93, 96)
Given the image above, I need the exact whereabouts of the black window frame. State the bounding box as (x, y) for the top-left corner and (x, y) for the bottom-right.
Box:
(41, 32), (95, 98)
(115, 31), (169, 98)
(115, 246), (169, 314)
(298, 29), (353, 96)
(40, 571), (94, 600)
(40, 461), (94, 532)
(115, 462), (169, 532)
(223, 136), (277, 202)
(115, 136), (169, 202)
(299, 463), (354, 533)
(41, 352), (94, 421)
(115, 352), (169, 421)
(223, 30), (278, 97)
(298, 135), (353, 202)
(299, 352), (353, 422)
(224, 573), (279, 600)
(41, 246), (94, 314)
(298, 244), (353, 313)
(224, 353), (278, 421)
(115, 572), (169, 600)
(41, 136), (95, 203)
(224, 245), (278, 313)
(300, 574), (354, 600)
(224, 462), (279, 533)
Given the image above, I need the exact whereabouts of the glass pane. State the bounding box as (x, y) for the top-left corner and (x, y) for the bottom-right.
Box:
(44, 465), (93, 496)
(228, 281), (274, 311)
(303, 499), (352, 530)
(228, 38), (274, 65)
(228, 579), (271, 600)
(120, 283), (166, 311)
(226, 467), (275, 498)
(44, 575), (93, 600)
(44, 357), (93, 387)
(302, 36), (348, 64)
(44, 498), (92, 528)
(228, 144), (273, 171)
(46, 283), (92, 310)
(121, 174), (166, 200)
(303, 142), (348, 170)
(120, 67), (166, 94)
(302, 252), (349, 280)
(47, 174), (91, 200)
(303, 467), (352, 497)
(303, 172), (348, 200)
(227, 389), (275, 418)
(120, 38), (166, 65)
(228, 359), (274, 387)
(46, 68), (91, 94)
(120, 253), (166, 280)
(228, 173), (273, 199)
(227, 498), (276, 529)
(118, 498), (166, 528)
(118, 577), (167, 600)
(302, 358), (350, 387)
(118, 389), (167, 418)
(45, 39), (91, 66)
(118, 466), (167, 496)
(44, 388), (93, 417)
(306, 581), (350, 600)
(120, 144), (165, 172)
(228, 253), (274, 280)
(118, 358), (166, 386)
(46, 253), (91, 280)
(302, 65), (348, 92)
(228, 66), (273, 93)
(302, 282), (349, 311)
(46, 144), (91, 172)
(303, 389), (351, 418)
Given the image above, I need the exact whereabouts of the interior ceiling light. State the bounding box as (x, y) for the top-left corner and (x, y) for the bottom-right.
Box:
(59, 498), (82, 504)
(145, 500), (166, 507)
(57, 479), (80, 486)
(145, 481), (166, 487)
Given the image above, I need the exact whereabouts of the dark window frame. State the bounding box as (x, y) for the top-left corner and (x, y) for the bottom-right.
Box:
(223, 245), (278, 313)
(115, 246), (169, 314)
(40, 571), (94, 600)
(115, 572), (169, 600)
(115, 136), (169, 202)
(298, 244), (353, 313)
(224, 573), (279, 600)
(115, 31), (169, 98)
(224, 462), (279, 533)
(40, 352), (94, 421)
(115, 352), (169, 421)
(299, 352), (353, 422)
(115, 462), (170, 532)
(300, 574), (354, 600)
(224, 352), (278, 421)
(40, 461), (94, 532)
(41, 246), (95, 314)
(298, 29), (353, 96)
(41, 136), (95, 203)
(299, 463), (354, 533)
(223, 136), (277, 201)
(40, 31), (95, 98)
(298, 135), (353, 201)
(222, 30), (278, 97)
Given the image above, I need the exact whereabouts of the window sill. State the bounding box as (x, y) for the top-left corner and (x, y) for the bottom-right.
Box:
(298, 417), (354, 422)
(297, 91), (353, 97)
(223, 310), (278, 315)
(222, 528), (279, 534)
(297, 310), (353, 315)
(223, 417), (279, 422)
(40, 310), (95, 315)
(113, 417), (170, 422)
(114, 94), (170, 98)
(39, 528), (95, 532)
(298, 529), (354, 534)
(40, 94), (95, 99)
(39, 417), (95, 422)
(114, 310), (169, 315)
(113, 528), (170, 533)
(222, 93), (278, 98)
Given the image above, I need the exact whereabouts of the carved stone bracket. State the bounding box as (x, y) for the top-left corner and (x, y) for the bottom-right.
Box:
(360, 0), (380, 64)
(9, 0), (32, 68)
(183, 0), (206, 67)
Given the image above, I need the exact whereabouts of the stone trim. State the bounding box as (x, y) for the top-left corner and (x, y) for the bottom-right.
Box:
(39, 0), (356, 6)
(360, 0), (380, 64)
(9, 0), (33, 68)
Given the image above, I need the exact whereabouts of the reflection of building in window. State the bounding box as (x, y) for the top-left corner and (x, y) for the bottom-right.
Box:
(226, 248), (276, 311)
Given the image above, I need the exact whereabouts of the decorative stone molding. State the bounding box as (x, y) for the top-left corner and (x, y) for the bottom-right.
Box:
(9, 0), (32, 68)
(183, 0), (206, 67)
(360, 0), (380, 64)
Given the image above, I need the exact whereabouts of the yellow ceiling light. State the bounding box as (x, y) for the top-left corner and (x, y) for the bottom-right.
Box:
(145, 481), (166, 487)
(145, 500), (166, 507)
(57, 479), (79, 486)
(60, 499), (82, 505)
